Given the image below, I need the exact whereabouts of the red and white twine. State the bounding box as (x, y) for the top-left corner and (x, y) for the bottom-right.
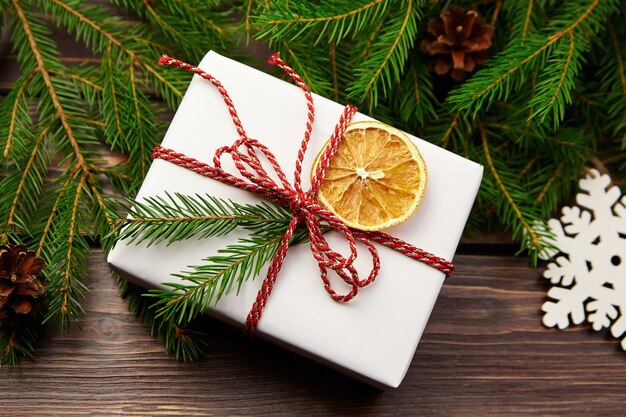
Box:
(152, 53), (454, 334)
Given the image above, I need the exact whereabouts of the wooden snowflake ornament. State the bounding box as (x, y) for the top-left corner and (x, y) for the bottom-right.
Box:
(541, 169), (626, 350)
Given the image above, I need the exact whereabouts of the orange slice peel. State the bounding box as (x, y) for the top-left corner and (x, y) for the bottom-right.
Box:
(312, 121), (427, 231)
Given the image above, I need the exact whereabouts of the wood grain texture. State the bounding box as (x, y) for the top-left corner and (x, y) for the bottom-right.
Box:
(1, 250), (625, 417)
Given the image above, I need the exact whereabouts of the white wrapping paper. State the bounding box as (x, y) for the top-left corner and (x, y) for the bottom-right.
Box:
(107, 51), (483, 388)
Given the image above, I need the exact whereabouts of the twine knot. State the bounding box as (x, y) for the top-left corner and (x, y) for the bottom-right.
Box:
(288, 190), (307, 215)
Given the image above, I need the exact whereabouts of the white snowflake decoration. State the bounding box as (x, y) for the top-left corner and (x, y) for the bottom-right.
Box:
(541, 169), (626, 350)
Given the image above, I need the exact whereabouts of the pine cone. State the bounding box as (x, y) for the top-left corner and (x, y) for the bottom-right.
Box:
(0, 244), (45, 321)
(420, 6), (494, 81)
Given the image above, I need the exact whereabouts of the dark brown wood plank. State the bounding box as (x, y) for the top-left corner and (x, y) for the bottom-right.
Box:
(0, 251), (623, 416)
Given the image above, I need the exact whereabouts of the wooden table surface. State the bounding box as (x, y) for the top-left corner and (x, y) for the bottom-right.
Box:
(2, 22), (626, 417)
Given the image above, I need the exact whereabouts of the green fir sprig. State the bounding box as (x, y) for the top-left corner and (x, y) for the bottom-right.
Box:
(110, 193), (302, 357)
(148, 226), (299, 325)
(107, 192), (292, 249)
(118, 277), (209, 362)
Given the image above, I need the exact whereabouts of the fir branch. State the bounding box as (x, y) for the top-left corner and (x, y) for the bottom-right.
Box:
(522, 0), (534, 42)
(112, 0), (231, 61)
(43, 0), (187, 107)
(358, 14), (386, 60)
(104, 41), (123, 141)
(501, 0), (539, 43)
(448, 36), (553, 116)
(34, 166), (79, 258)
(423, 111), (469, 154)
(1, 69), (37, 158)
(0, 125), (51, 243)
(110, 193), (292, 248)
(439, 113), (461, 149)
(58, 70), (103, 92)
(549, 33), (576, 107)
(117, 277), (208, 362)
(478, 120), (552, 263)
(536, 160), (565, 205)
(12, 0), (90, 174)
(59, 64), (103, 108)
(396, 56), (436, 127)
(86, 176), (118, 241)
(166, 322), (207, 361)
(99, 42), (162, 184)
(346, 0), (422, 108)
(43, 173), (90, 329)
(271, 40), (334, 96)
(255, 0), (390, 44)
(149, 226), (304, 325)
(479, 121), (584, 149)
(129, 59), (149, 178)
(143, 0), (181, 35)
(244, 0), (255, 35)
(529, 30), (585, 127)
(170, 0), (227, 37)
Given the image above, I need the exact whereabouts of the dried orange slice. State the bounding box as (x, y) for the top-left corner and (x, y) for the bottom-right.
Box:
(312, 121), (427, 231)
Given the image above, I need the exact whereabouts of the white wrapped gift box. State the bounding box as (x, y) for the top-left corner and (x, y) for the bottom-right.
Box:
(107, 51), (483, 388)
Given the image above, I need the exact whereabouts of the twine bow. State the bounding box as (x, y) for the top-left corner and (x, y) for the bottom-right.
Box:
(152, 53), (454, 334)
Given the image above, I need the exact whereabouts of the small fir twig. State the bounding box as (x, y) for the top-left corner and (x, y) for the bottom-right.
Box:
(107, 192), (292, 249)
(110, 193), (303, 327)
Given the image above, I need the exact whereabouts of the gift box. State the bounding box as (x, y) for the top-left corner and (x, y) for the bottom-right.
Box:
(107, 51), (483, 388)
